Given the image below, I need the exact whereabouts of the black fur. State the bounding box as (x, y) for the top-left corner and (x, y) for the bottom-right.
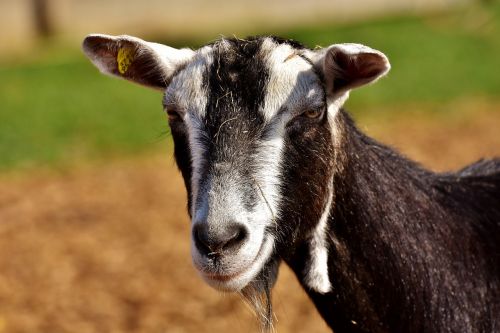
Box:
(286, 111), (500, 332)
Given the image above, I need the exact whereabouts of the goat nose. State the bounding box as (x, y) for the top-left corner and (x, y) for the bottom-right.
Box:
(193, 223), (248, 256)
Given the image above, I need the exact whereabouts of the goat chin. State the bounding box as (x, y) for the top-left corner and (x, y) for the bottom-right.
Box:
(239, 257), (281, 332)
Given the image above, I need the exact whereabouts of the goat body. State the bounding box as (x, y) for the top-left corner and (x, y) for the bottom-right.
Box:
(291, 110), (500, 332)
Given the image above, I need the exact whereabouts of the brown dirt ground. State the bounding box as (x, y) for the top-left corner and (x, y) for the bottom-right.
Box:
(0, 101), (499, 333)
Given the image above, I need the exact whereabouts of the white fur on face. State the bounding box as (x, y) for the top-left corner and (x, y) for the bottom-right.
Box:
(259, 39), (324, 122)
(250, 39), (326, 221)
(190, 170), (272, 292)
(167, 46), (213, 117)
(166, 47), (213, 215)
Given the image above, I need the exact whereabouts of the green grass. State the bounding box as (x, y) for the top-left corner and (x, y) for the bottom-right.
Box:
(1, 3), (499, 170)
(0, 57), (168, 170)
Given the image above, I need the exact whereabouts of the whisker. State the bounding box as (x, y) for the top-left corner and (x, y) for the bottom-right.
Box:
(252, 177), (278, 235)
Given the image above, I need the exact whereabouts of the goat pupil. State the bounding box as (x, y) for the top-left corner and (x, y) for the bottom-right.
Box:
(304, 109), (321, 119)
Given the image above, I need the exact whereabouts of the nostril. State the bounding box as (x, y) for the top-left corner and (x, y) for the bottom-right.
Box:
(193, 223), (211, 255)
(222, 224), (248, 252)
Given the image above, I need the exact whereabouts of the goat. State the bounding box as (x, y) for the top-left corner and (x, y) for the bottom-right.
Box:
(82, 34), (500, 332)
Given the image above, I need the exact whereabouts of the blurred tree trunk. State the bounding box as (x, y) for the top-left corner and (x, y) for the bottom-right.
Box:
(32, 0), (53, 37)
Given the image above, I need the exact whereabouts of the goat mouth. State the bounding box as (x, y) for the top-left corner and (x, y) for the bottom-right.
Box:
(203, 270), (243, 282)
(195, 236), (274, 290)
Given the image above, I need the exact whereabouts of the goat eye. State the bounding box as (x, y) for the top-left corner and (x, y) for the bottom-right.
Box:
(166, 108), (182, 122)
(302, 108), (323, 119)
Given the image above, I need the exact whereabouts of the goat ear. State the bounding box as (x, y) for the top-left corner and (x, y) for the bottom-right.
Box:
(82, 34), (195, 90)
(313, 43), (390, 97)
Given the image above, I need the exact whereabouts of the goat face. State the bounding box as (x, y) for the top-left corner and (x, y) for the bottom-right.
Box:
(83, 35), (390, 294)
(168, 37), (337, 292)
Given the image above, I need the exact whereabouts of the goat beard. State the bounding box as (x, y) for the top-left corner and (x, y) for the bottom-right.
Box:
(239, 256), (281, 332)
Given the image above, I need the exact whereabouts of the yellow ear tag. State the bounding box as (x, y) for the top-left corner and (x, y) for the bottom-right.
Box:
(117, 47), (134, 74)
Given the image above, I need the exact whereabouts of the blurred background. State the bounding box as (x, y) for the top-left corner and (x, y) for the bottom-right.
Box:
(0, 0), (499, 332)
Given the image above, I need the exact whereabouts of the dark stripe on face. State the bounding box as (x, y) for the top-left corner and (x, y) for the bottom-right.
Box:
(205, 38), (269, 125)
(268, 36), (306, 50)
(195, 38), (274, 209)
